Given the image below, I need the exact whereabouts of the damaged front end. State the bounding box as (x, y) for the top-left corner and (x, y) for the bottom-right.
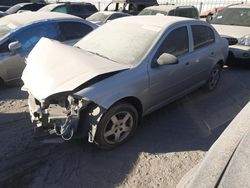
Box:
(28, 93), (90, 141)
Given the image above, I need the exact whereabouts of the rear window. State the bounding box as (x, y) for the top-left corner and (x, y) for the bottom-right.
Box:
(175, 8), (198, 18)
(86, 5), (98, 12)
(191, 25), (215, 50)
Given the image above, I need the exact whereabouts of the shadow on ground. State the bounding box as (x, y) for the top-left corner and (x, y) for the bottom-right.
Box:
(0, 86), (27, 101)
(0, 67), (249, 188)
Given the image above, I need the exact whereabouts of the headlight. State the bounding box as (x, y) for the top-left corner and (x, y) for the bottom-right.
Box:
(238, 35), (250, 46)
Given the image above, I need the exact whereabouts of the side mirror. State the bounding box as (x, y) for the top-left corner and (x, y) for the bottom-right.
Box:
(8, 41), (21, 54)
(156, 53), (178, 66)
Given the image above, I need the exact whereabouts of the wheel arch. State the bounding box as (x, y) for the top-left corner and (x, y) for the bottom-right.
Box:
(216, 59), (224, 68)
(112, 96), (144, 121)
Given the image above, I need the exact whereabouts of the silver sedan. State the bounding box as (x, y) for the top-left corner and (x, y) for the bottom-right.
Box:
(22, 16), (228, 149)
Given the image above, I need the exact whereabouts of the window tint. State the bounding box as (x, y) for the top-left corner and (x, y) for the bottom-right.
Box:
(70, 5), (85, 13)
(108, 14), (127, 21)
(175, 8), (198, 18)
(53, 6), (67, 13)
(12, 23), (59, 53)
(155, 26), (189, 58)
(23, 4), (45, 11)
(58, 22), (93, 41)
(191, 25), (215, 50)
(0, 40), (10, 53)
(86, 5), (98, 12)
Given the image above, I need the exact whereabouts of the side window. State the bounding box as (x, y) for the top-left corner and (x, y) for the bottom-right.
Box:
(108, 14), (126, 21)
(86, 5), (97, 12)
(168, 9), (175, 16)
(191, 25), (215, 50)
(12, 23), (60, 52)
(53, 6), (68, 13)
(155, 26), (189, 58)
(58, 22), (93, 41)
(0, 40), (10, 53)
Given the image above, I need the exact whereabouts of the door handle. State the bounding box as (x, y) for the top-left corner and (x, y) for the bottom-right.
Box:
(210, 52), (215, 57)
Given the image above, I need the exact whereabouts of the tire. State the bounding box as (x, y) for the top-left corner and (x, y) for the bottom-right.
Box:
(94, 102), (139, 150)
(204, 64), (222, 92)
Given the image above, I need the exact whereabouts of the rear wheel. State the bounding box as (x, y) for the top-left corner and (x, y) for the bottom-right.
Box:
(204, 64), (221, 91)
(94, 102), (138, 150)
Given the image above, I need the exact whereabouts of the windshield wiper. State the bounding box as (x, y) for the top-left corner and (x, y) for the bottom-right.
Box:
(85, 50), (118, 63)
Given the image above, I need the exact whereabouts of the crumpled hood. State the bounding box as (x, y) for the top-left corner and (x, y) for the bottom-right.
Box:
(22, 38), (129, 100)
(212, 24), (250, 39)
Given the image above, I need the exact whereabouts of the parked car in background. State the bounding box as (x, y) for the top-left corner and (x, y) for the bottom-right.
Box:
(6, 3), (47, 14)
(139, 5), (199, 19)
(86, 11), (130, 25)
(211, 4), (250, 64)
(200, 6), (224, 21)
(0, 2), (47, 18)
(0, 11), (8, 18)
(0, 5), (10, 12)
(104, 0), (158, 15)
(0, 12), (97, 86)
(22, 16), (228, 149)
(38, 2), (98, 19)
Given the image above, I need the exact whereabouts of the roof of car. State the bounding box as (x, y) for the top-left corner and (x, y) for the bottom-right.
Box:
(39, 2), (94, 11)
(1, 11), (82, 27)
(98, 11), (130, 15)
(112, 0), (158, 4)
(145, 5), (197, 12)
(39, 3), (64, 11)
(228, 3), (250, 8)
(144, 5), (177, 12)
(115, 15), (194, 28)
(14, 3), (32, 6)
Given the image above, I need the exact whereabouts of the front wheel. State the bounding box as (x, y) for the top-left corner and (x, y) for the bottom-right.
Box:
(204, 64), (222, 92)
(94, 102), (139, 150)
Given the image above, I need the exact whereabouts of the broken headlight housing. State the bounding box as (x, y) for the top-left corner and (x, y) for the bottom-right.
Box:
(238, 35), (250, 46)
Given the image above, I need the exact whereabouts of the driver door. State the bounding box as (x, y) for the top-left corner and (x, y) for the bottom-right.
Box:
(147, 26), (193, 111)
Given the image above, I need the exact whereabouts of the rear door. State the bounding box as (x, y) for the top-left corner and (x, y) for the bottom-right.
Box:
(187, 24), (217, 85)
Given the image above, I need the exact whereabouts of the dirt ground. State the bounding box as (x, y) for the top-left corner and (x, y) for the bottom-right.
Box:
(0, 66), (249, 188)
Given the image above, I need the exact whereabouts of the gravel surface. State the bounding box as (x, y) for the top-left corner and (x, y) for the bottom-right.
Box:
(0, 66), (249, 188)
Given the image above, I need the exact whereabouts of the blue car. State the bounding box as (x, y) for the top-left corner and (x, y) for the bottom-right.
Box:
(0, 11), (97, 85)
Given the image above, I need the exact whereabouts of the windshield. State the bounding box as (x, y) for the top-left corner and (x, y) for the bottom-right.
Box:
(211, 8), (250, 27)
(6, 4), (23, 14)
(75, 21), (162, 66)
(139, 9), (167, 15)
(86, 12), (111, 23)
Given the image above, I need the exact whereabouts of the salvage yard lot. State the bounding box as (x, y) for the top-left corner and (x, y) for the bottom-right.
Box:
(0, 66), (249, 188)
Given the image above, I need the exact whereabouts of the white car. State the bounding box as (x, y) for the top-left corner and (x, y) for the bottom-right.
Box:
(211, 4), (250, 64)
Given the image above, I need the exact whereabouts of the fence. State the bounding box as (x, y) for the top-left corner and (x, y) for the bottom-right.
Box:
(48, 0), (248, 12)
(88, 0), (248, 13)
